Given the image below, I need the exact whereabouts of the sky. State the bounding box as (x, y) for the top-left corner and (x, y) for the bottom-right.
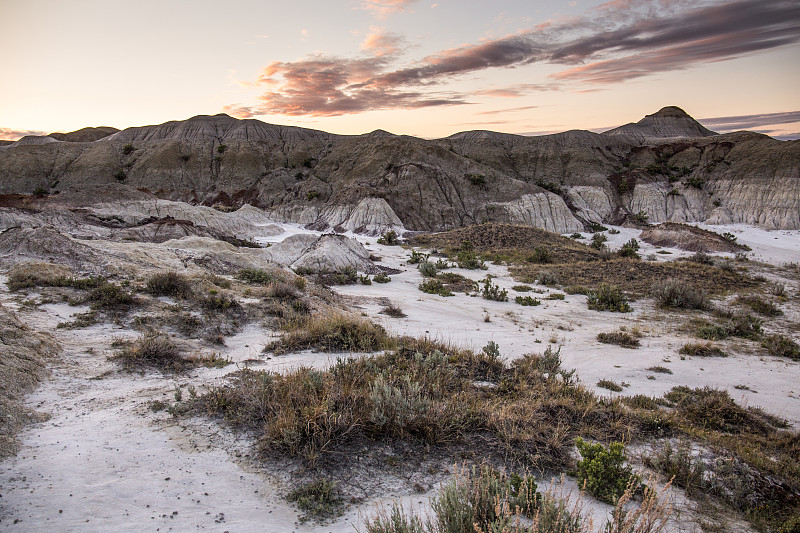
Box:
(1, 0), (799, 140)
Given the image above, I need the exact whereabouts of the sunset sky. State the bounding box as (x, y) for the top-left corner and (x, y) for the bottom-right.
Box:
(1, 0), (798, 140)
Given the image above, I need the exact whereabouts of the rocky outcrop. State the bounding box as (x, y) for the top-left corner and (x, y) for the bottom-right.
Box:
(0, 109), (797, 231)
(604, 106), (716, 142)
(48, 126), (119, 143)
(639, 222), (748, 252)
(264, 233), (375, 274)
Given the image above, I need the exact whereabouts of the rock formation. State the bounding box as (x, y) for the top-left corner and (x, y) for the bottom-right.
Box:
(0, 108), (797, 231)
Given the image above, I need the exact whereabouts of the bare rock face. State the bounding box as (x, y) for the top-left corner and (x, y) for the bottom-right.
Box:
(48, 126), (119, 142)
(604, 106), (716, 142)
(0, 226), (109, 272)
(0, 108), (797, 231)
(264, 233), (375, 274)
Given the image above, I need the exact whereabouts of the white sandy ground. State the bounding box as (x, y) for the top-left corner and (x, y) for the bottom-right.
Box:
(1, 221), (798, 532)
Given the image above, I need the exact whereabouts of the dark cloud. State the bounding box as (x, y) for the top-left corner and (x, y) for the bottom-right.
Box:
(698, 111), (800, 131)
(0, 127), (48, 141)
(230, 0), (800, 116)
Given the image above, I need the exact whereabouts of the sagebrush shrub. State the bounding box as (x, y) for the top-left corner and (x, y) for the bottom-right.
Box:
(587, 284), (631, 312)
(651, 279), (709, 310)
(574, 438), (636, 504)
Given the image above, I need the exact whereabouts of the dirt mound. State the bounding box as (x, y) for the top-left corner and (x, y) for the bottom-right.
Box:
(265, 233), (375, 274)
(412, 223), (602, 263)
(639, 222), (748, 253)
(0, 304), (59, 458)
(0, 226), (107, 272)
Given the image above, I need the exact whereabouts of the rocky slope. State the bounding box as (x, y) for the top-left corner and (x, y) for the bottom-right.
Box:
(0, 107), (797, 231)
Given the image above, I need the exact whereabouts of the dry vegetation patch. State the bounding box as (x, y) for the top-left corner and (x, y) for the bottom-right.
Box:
(512, 259), (754, 296)
(264, 312), (393, 355)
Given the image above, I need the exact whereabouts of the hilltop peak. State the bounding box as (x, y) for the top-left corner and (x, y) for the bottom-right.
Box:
(603, 106), (715, 141)
(648, 106), (692, 119)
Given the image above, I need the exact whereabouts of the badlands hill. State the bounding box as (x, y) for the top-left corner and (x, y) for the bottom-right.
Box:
(0, 106), (797, 232)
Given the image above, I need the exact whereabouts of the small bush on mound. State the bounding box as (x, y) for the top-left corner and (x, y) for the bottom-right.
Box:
(418, 261), (437, 277)
(528, 246), (551, 264)
(618, 239), (640, 259)
(564, 285), (589, 295)
(590, 232), (607, 250)
(664, 386), (782, 434)
(537, 270), (560, 287)
(597, 330), (640, 348)
(694, 321), (729, 340)
(480, 277), (508, 302)
(513, 284), (532, 292)
(373, 272), (391, 283)
(647, 366), (672, 374)
(547, 293), (565, 300)
(377, 230), (399, 245)
(587, 284), (631, 313)
(198, 291), (240, 312)
(515, 295), (540, 306)
(408, 250), (429, 264)
(689, 251), (714, 265)
(88, 283), (135, 309)
(735, 295), (783, 317)
(286, 479), (343, 523)
(651, 279), (709, 310)
(379, 303), (406, 318)
(146, 271), (193, 298)
(575, 438), (637, 504)
(455, 241), (486, 270)
(723, 312), (762, 340)
(236, 268), (274, 284)
(116, 333), (183, 370)
(680, 343), (726, 357)
(419, 279), (453, 297)
(266, 313), (391, 354)
(761, 334), (800, 360)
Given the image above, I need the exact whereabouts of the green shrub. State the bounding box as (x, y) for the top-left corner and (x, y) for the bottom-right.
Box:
(113, 169), (126, 181)
(122, 143), (135, 155)
(574, 438), (636, 504)
(651, 279), (709, 309)
(377, 230), (399, 245)
(455, 241), (486, 270)
(528, 246), (551, 264)
(146, 271), (193, 298)
(408, 250), (429, 264)
(305, 190), (320, 200)
(515, 295), (540, 306)
(286, 479), (342, 523)
(198, 291), (240, 312)
(216, 143), (227, 154)
(373, 272), (391, 283)
(685, 176), (705, 189)
(546, 293), (565, 300)
(695, 322), (729, 340)
(689, 251), (714, 265)
(735, 295), (782, 316)
(761, 334), (800, 360)
(88, 283), (135, 309)
(590, 233), (607, 250)
(480, 277), (507, 302)
(512, 284), (532, 292)
(419, 279), (453, 297)
(608, 228), (620, 235)
(465, 173), (486, 186)
(537, 271), (560, 287)
(589, 222), (608, 232)
(724, 312), (762, 339)
(596, 379), (624, 392)
(618, 239), (640, 259)
(359, 274), (372, 285)
(587, 284), (631, 312)
(418, 262), (438, 278)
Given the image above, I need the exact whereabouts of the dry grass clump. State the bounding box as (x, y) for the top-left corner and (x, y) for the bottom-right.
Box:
(734, 295), (783, 316)
(265, 312), (392, 355)
(114, 332), (184, 371)
(679, 342), (726, 357)
(651, 279), (709, 310)
(87, 282), (136, 309)
(6, 262), (74, 290)
(146, 271), (193, 298)
(761, 334), (800, 360)
(379, 303), (406, 318)
(597, 329), (641, 348)
(201, 342), (636, 471)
